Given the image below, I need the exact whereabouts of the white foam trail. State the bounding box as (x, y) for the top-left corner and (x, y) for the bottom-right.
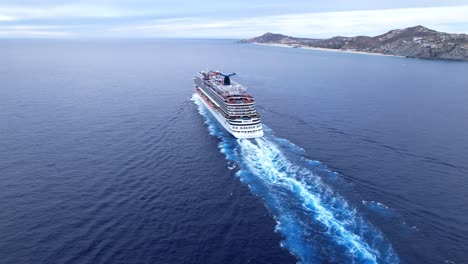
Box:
(239, 138), (379, 262)
(192, 94), (399, 263)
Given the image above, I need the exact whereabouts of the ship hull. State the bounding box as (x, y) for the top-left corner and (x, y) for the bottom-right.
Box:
(194, 91), (264, 139)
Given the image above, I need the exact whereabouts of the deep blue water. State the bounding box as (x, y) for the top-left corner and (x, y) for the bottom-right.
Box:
(1, 39), (467, 264)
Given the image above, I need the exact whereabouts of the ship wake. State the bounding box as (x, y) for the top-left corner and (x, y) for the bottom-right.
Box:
(192, 94), (399, 263)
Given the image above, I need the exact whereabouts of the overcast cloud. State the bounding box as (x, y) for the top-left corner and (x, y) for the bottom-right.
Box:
(0, 0), (467, 38)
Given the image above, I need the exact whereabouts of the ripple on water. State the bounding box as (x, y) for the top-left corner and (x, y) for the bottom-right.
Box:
(192, 94), (400, 264)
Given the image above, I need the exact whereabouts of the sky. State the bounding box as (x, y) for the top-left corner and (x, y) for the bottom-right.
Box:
(0, 0), (467, 38)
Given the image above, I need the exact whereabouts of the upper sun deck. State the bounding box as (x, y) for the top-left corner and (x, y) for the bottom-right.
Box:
(199, 71), (252, 98)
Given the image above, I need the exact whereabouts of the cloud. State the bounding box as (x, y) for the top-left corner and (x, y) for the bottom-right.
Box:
(0, 29), (71, 37)
(112, 5), (468, 38)
(0, 4), (467, 38)
(0, 14), (14, 21)
(0, 25), (73, 37)
(0, 3), (150, 21)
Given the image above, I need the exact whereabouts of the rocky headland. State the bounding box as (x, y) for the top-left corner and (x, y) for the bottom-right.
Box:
(239, 26), (468, 61)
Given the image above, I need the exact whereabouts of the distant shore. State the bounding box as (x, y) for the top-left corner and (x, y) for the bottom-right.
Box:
(253, 43), (404, 58)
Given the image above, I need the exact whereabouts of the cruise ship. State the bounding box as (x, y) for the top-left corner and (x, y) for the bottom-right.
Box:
(193, 70), (264, 139)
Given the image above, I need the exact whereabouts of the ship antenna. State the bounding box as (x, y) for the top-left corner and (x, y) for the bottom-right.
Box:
(219, 72), (236, 85)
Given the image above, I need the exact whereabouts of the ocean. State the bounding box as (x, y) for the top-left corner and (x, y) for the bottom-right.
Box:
(1, 39), (467, 264)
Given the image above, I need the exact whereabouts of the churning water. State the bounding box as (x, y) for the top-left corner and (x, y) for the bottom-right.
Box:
(193, 94), (399, 263)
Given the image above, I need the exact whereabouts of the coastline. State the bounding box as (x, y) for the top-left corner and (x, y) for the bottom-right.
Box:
(252, 42), (404, 58)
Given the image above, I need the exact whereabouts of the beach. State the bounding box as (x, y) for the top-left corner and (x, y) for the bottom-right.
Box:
(253, 42), (404, 58)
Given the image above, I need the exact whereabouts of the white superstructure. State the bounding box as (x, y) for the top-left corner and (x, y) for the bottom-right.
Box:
(193, 70), (264, 139)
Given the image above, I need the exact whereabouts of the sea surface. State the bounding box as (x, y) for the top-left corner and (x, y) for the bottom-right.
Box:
(1, 39), (467, 264)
